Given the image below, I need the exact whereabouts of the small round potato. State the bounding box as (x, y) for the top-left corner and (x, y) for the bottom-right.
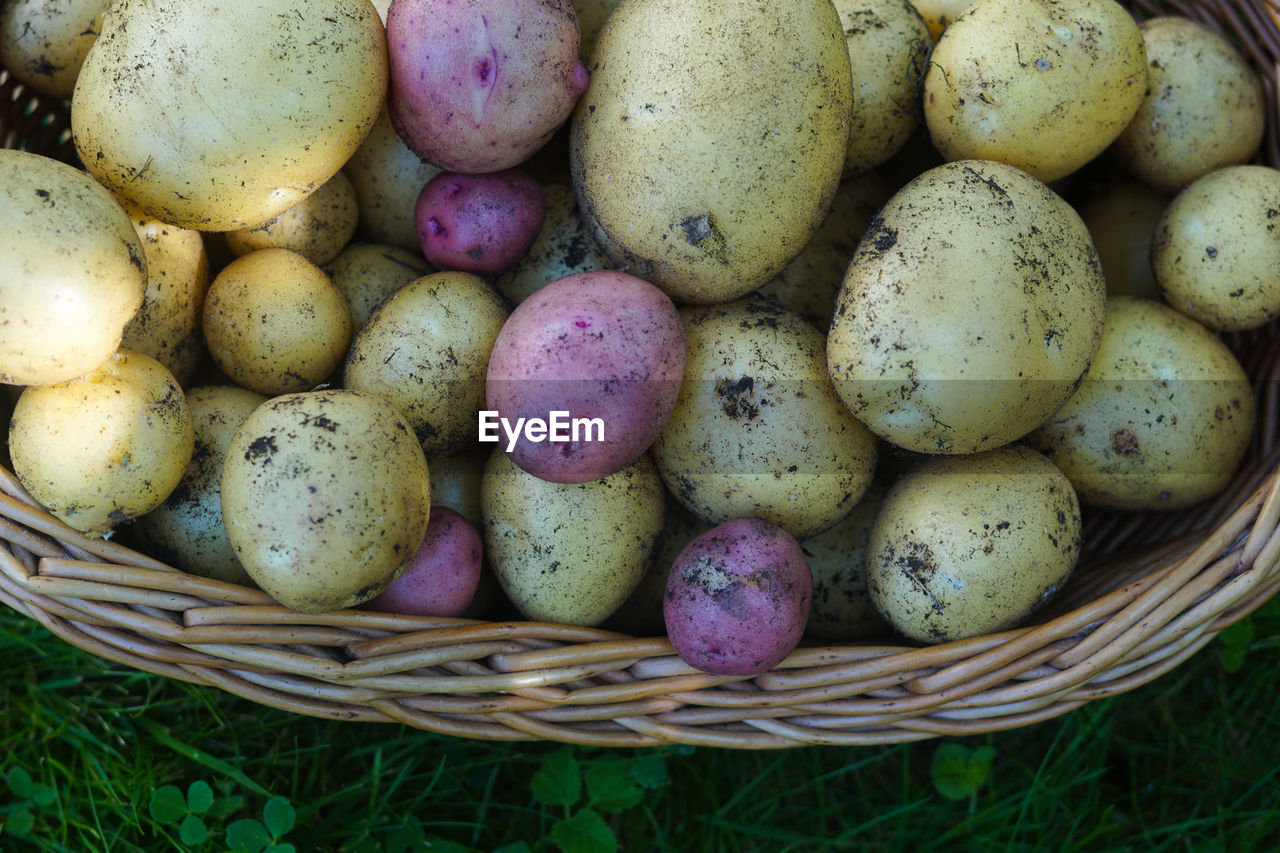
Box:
(653, 297), (878, 539)
(71, 0), (387, 230)
(1027, 297), (1254, 510)
(131, 384), (267, 585)
(923, 0), (1146, 182)
(343, 272), (508, 457)
(1152, 165), (1280, 332)
(8, 349), (194, 538)
(0, 0), (105, 99)
(344, 107), (443, 252)
(0, 149), (146, 386)
(120, 207), (210, 386)
(1113, 17), (1265, 194)
(225, 172), (360, 267)
(325, 243), (432, 332)
(364, 506), (483, 617)
(827, 160), (1107, 455)
(494, 184), (613, 305)
(427, 447), (489, 530)
(221, 389), (432, 613)
(867, 445), (1081, 644)
(482, 449), (665, 626)
(202, 249), (353, 395)
(803, 481), (889, 641)
(1077, 176), (1170, 301)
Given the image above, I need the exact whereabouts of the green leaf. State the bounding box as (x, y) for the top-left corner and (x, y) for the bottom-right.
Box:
(262, 796), (296, 838)
(149, 785), (188, 825)
(931, 743), (996, 802)
(1220, 619), (1255, 673)
(550, 809), (617, 853)
(226, 818), (272, 853)
(6, 768), (32, 799)
(186, 780), (214, 815)
(531, 748), (582, 809)
(629, 754), (667, 790)
(179, 813), (209, 846)
(29, 783), (56, 808)
(585, 763), (645, 813)
(7, 804), (33, 837)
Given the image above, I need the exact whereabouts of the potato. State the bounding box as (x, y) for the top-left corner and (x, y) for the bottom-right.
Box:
(837, 0), (933, 177)
(224, 172), (359, 267)
(803, 481), (888, 641)
(131, 385), (267, 586)
(663, 517), (812, 676)
(344, 107), (443, 252)
(0, 149), (145, 386)
(415, 170), (546, 274)
(364, 507), (483, 617)
(0, 0), (105, 99)
(8, 349), (194, 538)
(1027, 297), (1254, 510)
(221, 389), (432, 613)
(908, 0), (972, 38)
(867, 445), (1081, 644)
(1152, 165), (1280, 332)
(494, 184), (612, 305)
(570, 0), (853, 304)
(343, 272), (508, 457)
(71, 0), (387, 230)
(1112, 17), (1265, 194)
(575, 0), (621, 62)
(482, 449), (664, 626)
(119, 207), (210, 386)
(485, 270), (686, 484)
(827, 159), (1107, 455)
(325, 243), (433, 332)
(923, 0), (1146, 183)
(202, 249), (353, 396)
(1077, 175), (1170, 300)
(427, 447), (489, 530)
(386, 0), (588, 173)
(653, 297), (877, 539)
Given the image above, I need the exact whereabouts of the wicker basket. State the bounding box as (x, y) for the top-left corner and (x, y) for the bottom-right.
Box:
(4, 0), (1280, 749)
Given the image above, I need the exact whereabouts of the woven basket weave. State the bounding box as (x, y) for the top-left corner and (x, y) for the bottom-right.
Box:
(4, 0), (1280, 749)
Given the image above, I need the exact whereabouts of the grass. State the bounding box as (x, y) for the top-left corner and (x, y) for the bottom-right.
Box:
(1, 597), (1278, 853)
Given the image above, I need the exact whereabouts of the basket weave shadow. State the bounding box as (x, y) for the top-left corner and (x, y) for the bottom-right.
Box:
(4, 0), (1280, 748)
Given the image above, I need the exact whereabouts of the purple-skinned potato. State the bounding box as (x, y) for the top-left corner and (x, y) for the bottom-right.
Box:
(415, 170), (546, 274)
(364, 507), (483, 617)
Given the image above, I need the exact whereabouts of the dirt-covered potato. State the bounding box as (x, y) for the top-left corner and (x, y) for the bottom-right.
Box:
(607, 500), (712, 637)
(837, 0), (933, 177)
(0, 0), (105, 99)
(1112, 17), (1264, 194)
(71, 0), (387, 230)
(202, 249), (353, 395)
(427, 447), (489, 530)
(827, 160), (1107, 455)
(1152, 165), (1280, 332)
(364, 507), (483, 617)
(1077, 175), (1170, 300)
(570, 0), (853, 304)
(482, 449), (664, 626)
(654, 297), (877, 539)
(120, 207), (209, 386)
(803, 481), (888, 641)
(131, 385), (266, 586)
(326, 243), (433, 332)
(415, 170), (546, 274)
(923, 0), (1146, 183)
(867, 445), (1081, 644)
(908, 0), (972, 38)
(0, 149), (145, 386)
(8, 349), (194, 538)
(224, 172), (359, 267)
(344, 107), (443, 252)
(494, 184), (612, 305)
(343, 272), (508, 457)
(757, 172), (890, 330)
(1028, 297), (1254, 510)
(221, 389), (432, 613)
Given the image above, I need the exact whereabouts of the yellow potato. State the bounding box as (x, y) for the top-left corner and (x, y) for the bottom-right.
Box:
(344, 107), (441, 252)
(71, 0), (387, 230)
(225, 172), (360, 267)
(0, 149), (145, 386)
(1077, 175), (1170, 301)
(494, 184), (612, 305)
(8, 349), (194, 538)
(0, 0), (105, 99)
(326, 243), (432, 331)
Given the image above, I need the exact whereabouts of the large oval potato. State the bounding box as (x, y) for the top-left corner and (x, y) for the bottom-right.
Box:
(71, 0), (387, 230)
(570, 0), (853, 304)
(827, 160), (1107, 455)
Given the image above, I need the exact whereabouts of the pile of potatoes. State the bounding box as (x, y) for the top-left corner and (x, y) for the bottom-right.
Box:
(0, 0), (1274, 675)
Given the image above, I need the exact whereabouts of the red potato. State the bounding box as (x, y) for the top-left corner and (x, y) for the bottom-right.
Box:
(364, 507), (483, 617)
(386, 0), (589, 173)
(663, 517), (812, 677)
(485, 271), (686, 484)
(415, 170), (546, 274)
